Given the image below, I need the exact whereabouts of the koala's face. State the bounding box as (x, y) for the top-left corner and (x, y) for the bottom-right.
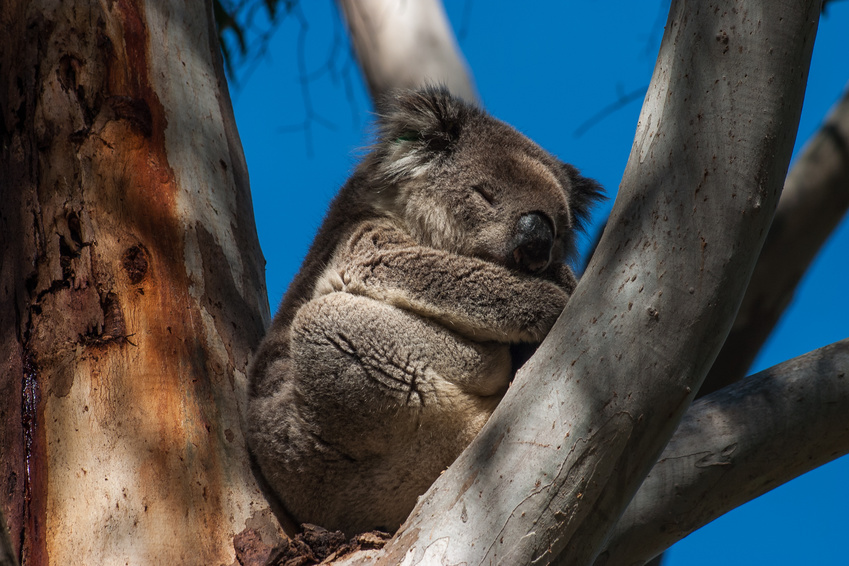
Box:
(368, 88), (602, 275)
(408, 124), (575, 274)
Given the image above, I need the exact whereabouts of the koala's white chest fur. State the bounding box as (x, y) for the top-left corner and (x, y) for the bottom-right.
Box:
(247, 87), (601, 535)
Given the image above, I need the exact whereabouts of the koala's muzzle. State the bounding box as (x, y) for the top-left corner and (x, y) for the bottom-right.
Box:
(512, 212), (554, 273)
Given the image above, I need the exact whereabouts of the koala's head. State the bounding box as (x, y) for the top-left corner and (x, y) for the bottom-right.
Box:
(363, 87), (603, 275)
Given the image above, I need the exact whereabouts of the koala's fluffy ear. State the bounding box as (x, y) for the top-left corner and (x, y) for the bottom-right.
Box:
(371, 86), (477, 183)
(559, 162), (605, 232)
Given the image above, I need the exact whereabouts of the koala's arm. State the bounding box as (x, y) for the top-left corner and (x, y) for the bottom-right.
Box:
(326, 222), (571, 344)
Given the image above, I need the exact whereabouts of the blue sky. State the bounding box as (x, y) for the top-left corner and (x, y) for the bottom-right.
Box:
(230, 2), (849, 563)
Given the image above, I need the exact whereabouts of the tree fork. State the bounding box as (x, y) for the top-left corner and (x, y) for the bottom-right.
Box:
(359, 2), (822, 564)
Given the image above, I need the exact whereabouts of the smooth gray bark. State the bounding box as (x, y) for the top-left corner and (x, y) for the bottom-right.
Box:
(354, 2), (822, 564)
(596, 338), (849, 565)
(337, 0), (477, 102)
(701, 84), (849, 395)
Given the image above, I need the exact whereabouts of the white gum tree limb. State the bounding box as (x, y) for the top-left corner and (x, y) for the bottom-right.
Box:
(337, 1), (824, 564)
(702, 85), (849, 395)
(336, 0), (478, 102)
(595, 338), (849, 565)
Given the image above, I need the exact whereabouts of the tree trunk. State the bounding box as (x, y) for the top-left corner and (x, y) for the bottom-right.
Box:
(0, 1), (281, 564)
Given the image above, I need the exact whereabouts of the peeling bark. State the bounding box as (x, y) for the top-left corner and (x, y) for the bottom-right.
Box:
(0, 1), (280, 564)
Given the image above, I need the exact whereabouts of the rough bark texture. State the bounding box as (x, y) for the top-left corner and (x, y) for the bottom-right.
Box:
(337, 0), (477, 102)
(334, 2), (822, 564)
(700, 84), (849, 395)
(597, 338), (849, 565)
(0, 0), (281, 564)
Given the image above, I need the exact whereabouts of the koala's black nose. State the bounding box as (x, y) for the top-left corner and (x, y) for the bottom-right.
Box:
(512, 212), (554, 273)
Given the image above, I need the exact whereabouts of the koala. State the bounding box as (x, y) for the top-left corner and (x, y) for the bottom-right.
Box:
(248, 87), (602, 536)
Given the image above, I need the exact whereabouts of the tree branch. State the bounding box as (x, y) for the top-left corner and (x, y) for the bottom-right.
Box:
(596, 338), (849, 565)
(345, 2), (822, 564)
(700, 83), (849, 396)
(336, 0), (477, 102)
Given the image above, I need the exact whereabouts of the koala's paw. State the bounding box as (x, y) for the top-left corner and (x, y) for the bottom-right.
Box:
(521, 285), (569, 343)
(338, 268), (353, 289)
(312, 267), (352, 298)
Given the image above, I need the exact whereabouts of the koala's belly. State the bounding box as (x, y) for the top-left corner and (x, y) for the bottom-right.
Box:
(273, 292), (510, 533)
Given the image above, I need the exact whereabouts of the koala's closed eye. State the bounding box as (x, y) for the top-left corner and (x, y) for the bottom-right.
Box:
(472, 184), (495, 206)
(247, 86), (603, 536)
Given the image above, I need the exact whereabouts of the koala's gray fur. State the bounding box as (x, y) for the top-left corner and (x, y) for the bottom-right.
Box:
(248, 87), (602, 535)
